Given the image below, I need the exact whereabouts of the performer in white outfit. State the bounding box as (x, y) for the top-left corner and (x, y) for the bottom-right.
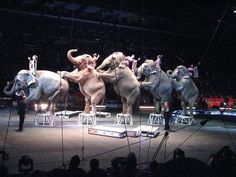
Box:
(155, 55), (163, 71)
(28, 55), (38, 75)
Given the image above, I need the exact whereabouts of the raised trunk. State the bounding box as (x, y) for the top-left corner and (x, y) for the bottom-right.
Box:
(67, 49), (78, 65)
(96, 55), (112, 71)
(166, 70), (173, 77)
(3, 81), (16, 96)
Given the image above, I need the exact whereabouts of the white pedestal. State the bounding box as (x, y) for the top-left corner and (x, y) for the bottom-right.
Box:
(34, 112), (55, 126)
(115, 114), (133, 125)
(78, 113), (96, 125)
(95, 112), (111, 119)
(54, 110), (82, 119)
(148, 113), (165, 125)
(131, 125), (160, 138)
(175, 115), (195, 125)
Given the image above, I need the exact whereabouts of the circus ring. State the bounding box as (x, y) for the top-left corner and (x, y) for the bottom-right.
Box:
(1, 103), (236, 174)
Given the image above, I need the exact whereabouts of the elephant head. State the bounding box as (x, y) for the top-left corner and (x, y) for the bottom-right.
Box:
(3, 70), (35, 96)
(96, 52), (125, 71)
(67, 49), (95, 70)
(136, 59), (157, 79)
(169, 65), (190, 81)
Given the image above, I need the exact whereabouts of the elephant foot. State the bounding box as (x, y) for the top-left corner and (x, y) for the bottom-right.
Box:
(83, 110), (90, 114)
(90, 110), (96, 115)
(45, 111), (52, 114)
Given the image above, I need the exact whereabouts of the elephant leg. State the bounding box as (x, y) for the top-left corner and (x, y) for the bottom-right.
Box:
(126, 88), (140, 115)
(90, 103), (96, 114)
(84, 97), (91, 113)
(126, 95), (133, 115)
(90, 90), (105, 114)
(49, 90), (60, 103)
(121, 97), (128, 114)
(181, 101), (188, 116)
(126, 103), (133, 115)
(189, 106), (193, 117)
(47, 102), (55, 114)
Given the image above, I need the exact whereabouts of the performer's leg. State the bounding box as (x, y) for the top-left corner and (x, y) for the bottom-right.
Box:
(164, 111), (170, 130)
(19, 115), (25, 131)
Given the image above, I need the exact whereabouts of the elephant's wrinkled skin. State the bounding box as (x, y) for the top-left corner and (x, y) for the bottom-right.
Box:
(167, 65), (199, 117)
(136, 59), (172, 114)
(96, 52), (140, 115)
(59, 49), (105, 114)
(3, 70), (69, 113)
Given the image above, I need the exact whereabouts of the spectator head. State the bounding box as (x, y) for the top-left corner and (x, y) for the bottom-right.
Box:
(223, 148), (235, 160)
(127, 152), (137, 170)
(69, 155), (80, 169)
(90, 158), (99, 169)
(173, 148), (185, 159)
(0, 165), (8, 177)
(149, 160), (159, 171)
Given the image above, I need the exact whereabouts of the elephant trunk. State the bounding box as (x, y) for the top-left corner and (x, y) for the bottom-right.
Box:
(96, 55), (112, 71)
(136, 67), (142, 80)
(3, 81), (16, 96)
(166, 70), (173, 77)
(67, 49), (79, 65)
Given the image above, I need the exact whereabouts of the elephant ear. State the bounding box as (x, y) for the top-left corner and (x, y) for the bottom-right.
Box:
(177, 65), (189, 78)
(27, 73), (36, 86)
(150, 61), (158, 70)
(18, 70), (36, 86)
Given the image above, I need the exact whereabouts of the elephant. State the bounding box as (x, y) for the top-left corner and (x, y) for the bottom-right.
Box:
(96, 52), (140, 115)
(167, 65), (199, 117)
(3, 70), (69, 113)
(59, 49), (105, 114)
(136, 59), (173, 114)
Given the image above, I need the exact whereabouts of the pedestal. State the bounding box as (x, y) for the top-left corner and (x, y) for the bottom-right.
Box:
(175, 115), (195, 125)
(115, 114), (133, 125)
(95, 112), (111, 119)
(54, 110), (82, 119)
(34, 112), (55, 126)
(148, 113), (165, 125)
(78, 113), (96, 125)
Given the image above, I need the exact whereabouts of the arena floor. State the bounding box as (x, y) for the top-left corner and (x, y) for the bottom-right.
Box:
(0, 107), (236, 174)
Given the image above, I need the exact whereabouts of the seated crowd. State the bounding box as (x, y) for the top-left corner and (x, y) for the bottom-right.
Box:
(0, 145), (235, 177)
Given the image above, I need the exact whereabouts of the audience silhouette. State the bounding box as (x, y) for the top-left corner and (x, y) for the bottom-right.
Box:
(1, 146), (236, 177)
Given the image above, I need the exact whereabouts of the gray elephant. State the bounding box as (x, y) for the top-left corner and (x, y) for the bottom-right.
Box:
(3, 70), (69, 113)
(136, 59), (173, 114)
(96, 52), (140, 115)
(167, 65), (199, 117)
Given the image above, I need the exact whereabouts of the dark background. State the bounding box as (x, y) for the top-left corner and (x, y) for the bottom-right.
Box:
(0, 0), (236, 102)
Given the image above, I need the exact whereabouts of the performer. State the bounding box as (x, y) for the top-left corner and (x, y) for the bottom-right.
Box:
(188, 64), (194, 77)
(155, 55), (163, 71)
(124, 54), (139, 72)
(188, 63), (199, 79)
(162, 102), (170, 131)
(28, 55), (38, 75)
(15, 90), (26, 132)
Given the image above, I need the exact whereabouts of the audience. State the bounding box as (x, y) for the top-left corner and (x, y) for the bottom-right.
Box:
(2, 146), (235, 177)
(0, 165), (8, 177)
(87, 158), (106, 177)
(66, 155), (87, 177)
